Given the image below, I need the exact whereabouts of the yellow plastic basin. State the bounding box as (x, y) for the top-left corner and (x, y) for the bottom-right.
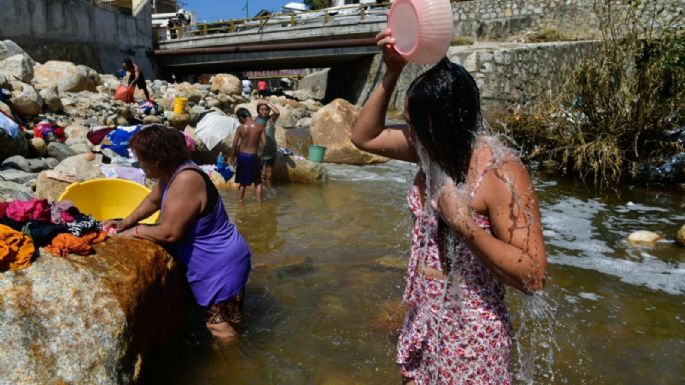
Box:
(58, 178), (159, 224)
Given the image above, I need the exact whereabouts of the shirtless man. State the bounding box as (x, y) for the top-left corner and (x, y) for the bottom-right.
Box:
(231, 108), (266, 202)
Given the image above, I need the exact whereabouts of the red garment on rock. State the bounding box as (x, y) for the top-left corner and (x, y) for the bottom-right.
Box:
(33, 122), (66, 142)
(6, 199), (51, 222)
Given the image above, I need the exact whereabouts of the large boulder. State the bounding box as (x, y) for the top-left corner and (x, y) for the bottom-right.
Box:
(0, 40), (34, 64)
(167, 82), (202, 103)
(211, 74), (241, 95)
(29, 137), (47, 156)
(166, 112), (190, 129)
(64, 125), (89, 146)
(0, 180), (32, 200)
(285, 126), (313, 156)
(0, 132), (28, 162)
(294, 68), (329, 100)
(35, 153), (104, 200)
(77, 64), (101, 91)
(9, 81), (42, 116)
(47, 141), (78, 161)
(0, 237), (183, 385)
(272, 153), (328, 184)
(39, 86), (64, 113)
(310, 98), (389, 164)
(0, 168), (37, 184)
(1, 155), (30, 172)
(33, 61), (97, 93)
(0, 54), (34, 83)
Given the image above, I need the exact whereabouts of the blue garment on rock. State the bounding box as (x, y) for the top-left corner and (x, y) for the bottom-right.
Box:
(102, 125), (142, 157)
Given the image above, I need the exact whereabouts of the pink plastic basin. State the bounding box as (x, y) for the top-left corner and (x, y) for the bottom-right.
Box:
(387, 0), (454, 65)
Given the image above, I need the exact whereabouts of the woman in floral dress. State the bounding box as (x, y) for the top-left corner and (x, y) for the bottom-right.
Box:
(351, 30), (547, 384)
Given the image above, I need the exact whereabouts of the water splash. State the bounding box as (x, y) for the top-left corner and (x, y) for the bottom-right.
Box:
(411, 132), (553, 383)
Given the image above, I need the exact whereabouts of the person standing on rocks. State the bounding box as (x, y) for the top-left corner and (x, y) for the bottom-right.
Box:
(256, 101), (280, 187)
(231, 108), (266, 203)
(123, 58), (151, 100)
(257, 79), (268, 97)
(103, 125), (252, 344)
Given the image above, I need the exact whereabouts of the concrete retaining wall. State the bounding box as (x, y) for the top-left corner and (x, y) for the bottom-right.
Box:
(0, 0), (155, 76)
(352, 40), (599, 113)
(451, 0), (685, 40)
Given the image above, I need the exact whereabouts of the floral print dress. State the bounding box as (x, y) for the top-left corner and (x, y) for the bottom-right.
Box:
(397, 170), (513, 385)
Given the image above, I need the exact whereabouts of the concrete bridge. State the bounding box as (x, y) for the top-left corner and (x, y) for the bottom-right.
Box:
(154, 4), (390, 75)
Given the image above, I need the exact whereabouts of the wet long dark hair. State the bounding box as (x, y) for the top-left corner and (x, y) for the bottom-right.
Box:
(407, 58), (482, 184)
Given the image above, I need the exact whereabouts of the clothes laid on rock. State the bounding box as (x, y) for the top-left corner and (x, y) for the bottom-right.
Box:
(22, 222), (69, 247)
(194, 113), (239, 151)
(100, 165), (147, 185)
(87, 127), (115, 146)
(45, 231), (107, 257)
(66, 213), (102, 237)
(101, 125), (142, 157)
(33, 122), (66, 142)
(0, 110), (21, 139)
(6, 199), (51, 222)
(0, 199), (107, 270)
(0, 224), (35, 271)
(50, 200), (77, 225)
(136, 100), (158, 115)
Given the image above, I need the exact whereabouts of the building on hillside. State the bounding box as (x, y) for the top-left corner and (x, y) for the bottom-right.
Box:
(152, 0), (179, 13)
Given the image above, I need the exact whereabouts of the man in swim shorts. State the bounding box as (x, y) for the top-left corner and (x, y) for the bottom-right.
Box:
(231, 108), (266, 202)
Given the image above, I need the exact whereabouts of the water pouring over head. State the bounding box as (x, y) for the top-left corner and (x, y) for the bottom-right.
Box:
(405, 58), (482, 186)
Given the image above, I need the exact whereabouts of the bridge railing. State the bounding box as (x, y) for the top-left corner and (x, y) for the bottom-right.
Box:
(155, 2), (395, 42)
(155, 0), (473, 43)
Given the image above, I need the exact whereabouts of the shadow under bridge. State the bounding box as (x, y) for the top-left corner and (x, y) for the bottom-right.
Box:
(154, 37), (380, 74)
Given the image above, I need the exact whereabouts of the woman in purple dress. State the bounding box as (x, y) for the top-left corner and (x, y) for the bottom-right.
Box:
(104, 124), (251, 343)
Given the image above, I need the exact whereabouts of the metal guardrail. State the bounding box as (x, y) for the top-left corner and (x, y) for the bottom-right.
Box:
(154, 1), (471, 43)
(155, 2), (394, 42)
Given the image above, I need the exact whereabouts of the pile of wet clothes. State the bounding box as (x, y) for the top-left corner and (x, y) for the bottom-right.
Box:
(0, 199), (107, 272)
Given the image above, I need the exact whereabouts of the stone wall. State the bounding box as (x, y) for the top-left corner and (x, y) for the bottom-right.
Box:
(353, 40), (599, 113)
(451, 0), (685, 41)
(0, 0), (155, 76)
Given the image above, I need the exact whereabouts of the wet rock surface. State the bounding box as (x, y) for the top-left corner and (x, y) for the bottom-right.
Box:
(0, 237), (183, 385)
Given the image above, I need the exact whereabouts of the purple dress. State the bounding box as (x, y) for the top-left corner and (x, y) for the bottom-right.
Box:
(162, 163), (251, 306)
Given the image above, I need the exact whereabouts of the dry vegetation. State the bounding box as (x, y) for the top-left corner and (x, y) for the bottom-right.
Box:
(493, 0), (685, 189)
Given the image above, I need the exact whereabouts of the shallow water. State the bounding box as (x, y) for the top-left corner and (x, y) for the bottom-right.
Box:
(142, 161), (685, 385)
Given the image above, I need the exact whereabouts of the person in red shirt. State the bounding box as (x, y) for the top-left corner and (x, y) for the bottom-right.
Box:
(257, 80), (268, 97)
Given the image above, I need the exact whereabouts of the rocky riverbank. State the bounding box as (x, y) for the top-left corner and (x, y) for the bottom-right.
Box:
(0, 39), (388, 200)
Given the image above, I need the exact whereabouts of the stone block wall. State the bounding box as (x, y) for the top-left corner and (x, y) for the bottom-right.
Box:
(0, 0), (155, 76)
(353, 41), (599, 113)
(450, 0), (685, 40)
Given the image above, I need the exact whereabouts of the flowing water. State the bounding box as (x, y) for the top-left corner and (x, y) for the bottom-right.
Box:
(142, 160), (685, 385)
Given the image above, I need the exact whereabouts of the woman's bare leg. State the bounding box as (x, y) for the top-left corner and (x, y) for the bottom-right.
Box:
(206, 321), (238, 345)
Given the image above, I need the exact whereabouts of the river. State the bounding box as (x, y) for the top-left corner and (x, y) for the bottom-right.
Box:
(141, 160), (685, 385)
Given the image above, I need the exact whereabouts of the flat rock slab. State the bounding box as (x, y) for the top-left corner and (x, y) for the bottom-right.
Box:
(0, 237), (183, 385)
